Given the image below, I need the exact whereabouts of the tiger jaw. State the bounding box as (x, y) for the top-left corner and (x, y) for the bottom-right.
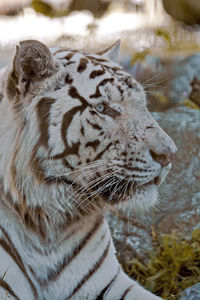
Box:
(96, 163), (172, 205)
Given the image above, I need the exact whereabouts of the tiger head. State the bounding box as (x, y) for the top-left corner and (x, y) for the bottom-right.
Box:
(1, 40), (176, 224)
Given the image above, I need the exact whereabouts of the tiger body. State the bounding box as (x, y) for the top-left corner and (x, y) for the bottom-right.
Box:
(0, 40), (176, 299)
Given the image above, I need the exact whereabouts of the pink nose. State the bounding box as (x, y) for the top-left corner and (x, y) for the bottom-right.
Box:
(150, 150), (173, 167)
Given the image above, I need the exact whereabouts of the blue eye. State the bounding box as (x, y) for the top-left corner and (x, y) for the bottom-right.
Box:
(95, 103), (104, 113)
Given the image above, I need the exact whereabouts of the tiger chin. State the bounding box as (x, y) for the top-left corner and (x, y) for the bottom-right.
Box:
(0, 39), (176, 300)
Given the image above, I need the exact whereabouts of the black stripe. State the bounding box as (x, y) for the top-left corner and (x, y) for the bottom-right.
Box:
(86, 119), (102, 131)
(0, 279), (20, 300)
(77, 58), (88, 73)
(90, 78), (114, 99)
(95, 266), (120, 299)
(119, 285), (133, 300)
(0, 226), (38, 298)
(52, 107), (82, 159)
(68, 86), (89, 106)
(52, 87), (89, 159)
(35, 216), (103, 286)
(87, 56), (107, 63)
(36, 97), (55, 148)
(44, 175), (75, 186)
(86, 140), (100, 151)
(93, 142), (113, 161)
(90, 70), (105, 79)
(65, 74), (73, 84)
(67, 240), (111, 299)
(65, 53), (74, 60)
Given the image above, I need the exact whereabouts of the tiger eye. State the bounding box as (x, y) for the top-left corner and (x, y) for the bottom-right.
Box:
(95, 103), (105, 113)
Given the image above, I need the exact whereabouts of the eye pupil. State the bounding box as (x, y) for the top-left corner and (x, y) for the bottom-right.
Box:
(96, 104), (104, 112)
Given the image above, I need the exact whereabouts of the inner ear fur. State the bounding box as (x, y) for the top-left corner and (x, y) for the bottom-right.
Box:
(97, 40), (121, 62)
(7, 40), (59, 98)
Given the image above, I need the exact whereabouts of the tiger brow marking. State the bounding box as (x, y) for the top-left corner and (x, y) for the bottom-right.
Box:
(67, 240), (111, 299)
(103, 104), (121, 118)
(95, 266), (120, 299)
(119, 285), (134, 299)
(65, 53), (74, 60)
(90, 78), (114, 99)
(0, 226), (38, 298)
(77, 58), (88, 73)
(36, 97), (55, 148)
(89, 70), (105, 79)
(33, 216), (103, 286)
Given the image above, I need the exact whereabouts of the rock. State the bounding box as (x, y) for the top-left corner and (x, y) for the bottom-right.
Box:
(189, 76), (200, 106)
(122, 53), (200, 110)
(169, 53), (200, 104)
(179, 283), (200, 300)
(162, 0), (200, 25)
(107, 106), (200, 262)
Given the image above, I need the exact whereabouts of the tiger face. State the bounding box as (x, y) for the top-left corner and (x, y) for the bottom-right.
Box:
(3, 40), (176, 219)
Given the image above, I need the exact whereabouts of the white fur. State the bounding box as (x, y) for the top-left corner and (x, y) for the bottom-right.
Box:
(0, 40), (177, 299)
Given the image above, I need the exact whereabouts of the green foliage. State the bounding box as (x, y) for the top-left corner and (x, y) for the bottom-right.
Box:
(155, 28), (172, 46)
(130, 49), (150, 65)
(31, 0), (68, 18)
(122, 229), (200, 299)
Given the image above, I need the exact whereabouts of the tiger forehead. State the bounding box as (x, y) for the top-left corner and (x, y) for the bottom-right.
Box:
(54, 49), (142, 95)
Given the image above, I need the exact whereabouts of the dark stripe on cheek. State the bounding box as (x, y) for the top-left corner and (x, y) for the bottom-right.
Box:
(65, 74), (73, 84)
(86, 140), (100, 151)
(93, 142), (113, 161)
(36, 97), (55, 148)
(77, 58), (88, 73)
(67, 240), (111, 299)
(90, 70), (105, 79)
(81, 125), (85, 136)
(86, 119), (102, 131)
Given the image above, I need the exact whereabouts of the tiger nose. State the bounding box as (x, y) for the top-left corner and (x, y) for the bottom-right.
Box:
(150, 149), (173, 167)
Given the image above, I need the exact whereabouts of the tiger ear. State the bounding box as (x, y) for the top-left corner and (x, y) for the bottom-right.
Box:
(97, 40), (121, 62)
(7, 40), (59, 98)
(13, 40), (59, 80)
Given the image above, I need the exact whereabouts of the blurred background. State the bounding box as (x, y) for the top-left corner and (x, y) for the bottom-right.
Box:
(0, 1), (200, 299)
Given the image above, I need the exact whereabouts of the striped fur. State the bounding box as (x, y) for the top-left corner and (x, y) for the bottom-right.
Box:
(0, 40), (176, 299)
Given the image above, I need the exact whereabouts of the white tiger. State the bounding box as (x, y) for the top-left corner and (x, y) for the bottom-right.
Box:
(0, 39), (176, 300)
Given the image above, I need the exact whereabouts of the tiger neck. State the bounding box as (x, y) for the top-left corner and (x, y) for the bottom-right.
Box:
(0, 179), (105, 250)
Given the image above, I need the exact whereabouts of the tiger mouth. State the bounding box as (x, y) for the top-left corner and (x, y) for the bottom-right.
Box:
(94, 175), (160, 203)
